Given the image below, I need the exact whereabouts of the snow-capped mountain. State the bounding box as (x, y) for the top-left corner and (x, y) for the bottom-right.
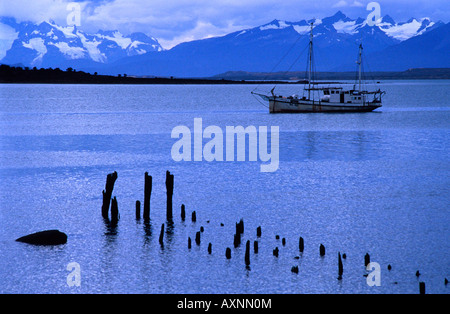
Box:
(1, 11), (447, 76)
(251, 11), (439, 41)
(0, 17), (163, 68)
(98, 11), (446, 77)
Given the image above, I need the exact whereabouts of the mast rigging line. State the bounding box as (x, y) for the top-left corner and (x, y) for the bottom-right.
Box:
(251, 28), (312, 94)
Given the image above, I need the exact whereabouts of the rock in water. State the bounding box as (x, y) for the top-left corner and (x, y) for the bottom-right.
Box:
(16, 230), (67, 245)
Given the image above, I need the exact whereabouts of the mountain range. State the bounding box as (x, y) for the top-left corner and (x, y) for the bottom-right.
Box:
(0, 16), (163, 70)
(1, 11), (448, 77)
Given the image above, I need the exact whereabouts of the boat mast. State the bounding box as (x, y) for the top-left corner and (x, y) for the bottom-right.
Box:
(357, 43), (363, 92)
(308, 21), (313, 99)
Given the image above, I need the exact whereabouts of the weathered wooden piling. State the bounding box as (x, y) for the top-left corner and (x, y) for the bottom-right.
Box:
(225, 247), (231, 259)
(256, 226), (261, 237)
(159, 223), (164, 245)
(101, 171), (118, 219)
(254, 241), (259, 254)
(234, 233), (241, 248)
(299, 237), (304, 253)
(291, 266), (299, 274)
(165, 170), (174, 221)
(236, 219), (244, 235)
(195, 231), (201, 245)
(188, 237), (192, 249)
(365, 253), (370, 267)
(319, 244), (325, 257)
(135, 200), (141, 220)
(143, 172), (152, 221)
(445, 278), (448, 286)
(338, 252), (343, 280)
(282, 238), (286, 246)
(273, 247), (279, 257)
(192, 211), (197, 222)
(208, 243), (212, 254)
(419, 282), (426, 294)
(181, 204), (186, 221)
(387, 264), (392, 271)
(245, 240), (251, 266)
(110, 196), (119, 224)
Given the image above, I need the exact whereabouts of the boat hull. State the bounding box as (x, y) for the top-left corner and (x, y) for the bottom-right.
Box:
(269, 98), (381, 113)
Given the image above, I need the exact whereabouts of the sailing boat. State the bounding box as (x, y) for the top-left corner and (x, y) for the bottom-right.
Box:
(252, 22), (385, 113)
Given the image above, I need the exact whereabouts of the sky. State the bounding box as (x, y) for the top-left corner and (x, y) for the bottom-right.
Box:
(1, 0), (449, 49)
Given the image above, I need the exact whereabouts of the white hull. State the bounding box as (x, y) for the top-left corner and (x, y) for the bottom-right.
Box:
(269, 97), (381, 113)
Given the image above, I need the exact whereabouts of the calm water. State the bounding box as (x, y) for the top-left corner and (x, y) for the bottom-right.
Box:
(0, 81), (449, 294)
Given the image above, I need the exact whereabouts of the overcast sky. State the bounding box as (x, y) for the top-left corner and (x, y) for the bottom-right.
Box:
(1, 0), (449, 49)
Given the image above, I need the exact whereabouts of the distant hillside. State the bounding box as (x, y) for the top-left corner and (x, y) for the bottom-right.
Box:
(0, 64), (298, 84)
(214, 68), (450, 80)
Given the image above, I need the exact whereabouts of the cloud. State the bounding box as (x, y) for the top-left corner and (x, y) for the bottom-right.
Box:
(332, 1), (348, 8)
(351, 1), (364, 7)
(1, 0), (448, 50)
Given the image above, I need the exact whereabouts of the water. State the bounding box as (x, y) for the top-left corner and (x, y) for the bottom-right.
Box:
(0, 81), (449, 294)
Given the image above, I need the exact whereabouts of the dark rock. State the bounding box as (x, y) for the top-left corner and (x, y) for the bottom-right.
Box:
(16, 230), (67, 245)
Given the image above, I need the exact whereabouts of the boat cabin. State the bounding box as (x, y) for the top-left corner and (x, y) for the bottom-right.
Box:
(321, 88), (365, 104)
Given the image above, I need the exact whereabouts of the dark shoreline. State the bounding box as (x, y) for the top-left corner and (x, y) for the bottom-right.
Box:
(0, 64), (304, 85)
(1, 64), (449, 84)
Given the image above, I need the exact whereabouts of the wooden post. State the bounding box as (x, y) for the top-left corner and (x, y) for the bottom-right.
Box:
(254, 241), (259, 254)
(225, 247), (231, 259)
(110, 196), (119, 224)
(338, 252), (343, 280)
(365, 253), (370, 267)
(143, 172), (152, 222)
(159, 223), (164, 245)
(181, 204), (186, 221)
(208, 243), (212, 254)
(234, 233), (240, 248)
(273, 247), (279, 257)
(299, 237), (304, 253)
(256, 226), (261, 237)
(236, 219), (244, 235)
(135, 200), (140, 220)
(165, 170), (174, 221)
(192, 211), (197, 222)
(320, 244), (325, 257)
(188, 237), (192, 249)
(195, 231), (201, 245)
(101, 171), (117, 219)
(419, 282), (425, 294)
(245, 240), (250, 266)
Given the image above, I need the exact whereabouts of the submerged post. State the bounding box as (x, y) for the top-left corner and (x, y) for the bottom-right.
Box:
(143, 172), (152, 222)
(135, 200), (141, 220)
(320, 244), (325, 257)
(159, 223), (165, 245)
(101, 171), (118, 219)
(110, 196), (119, 224)
(419, 282), (426, 295)
(245, 240), (251, 266)
(299, 237), (304, 253)
(365, 253), (370, 267)
(338, 252), (343, 280)
(181, 204), (186, 221)
(165, 170), (174, 221)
